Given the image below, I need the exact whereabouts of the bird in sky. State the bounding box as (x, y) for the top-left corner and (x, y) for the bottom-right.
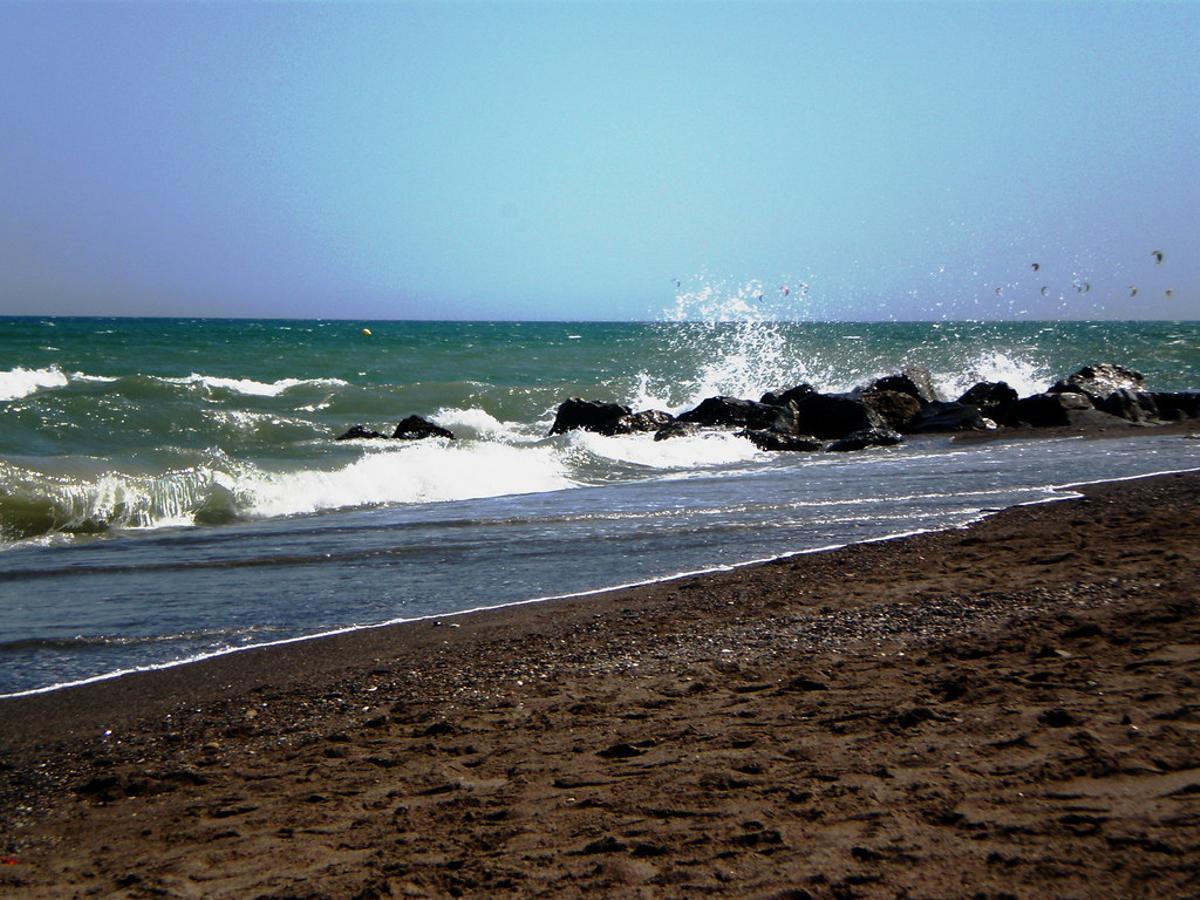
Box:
(1129, 285), (1138, 297)
(1152, 250), (1165, 264)
(1031, 262), (1040, 272)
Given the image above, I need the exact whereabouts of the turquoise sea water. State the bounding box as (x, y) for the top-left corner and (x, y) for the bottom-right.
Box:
(1, 315), (1198, 694)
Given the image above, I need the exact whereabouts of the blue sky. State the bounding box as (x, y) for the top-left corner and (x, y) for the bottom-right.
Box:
(1, 1), (1196, 321)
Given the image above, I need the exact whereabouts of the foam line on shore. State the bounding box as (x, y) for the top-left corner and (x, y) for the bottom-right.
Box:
(5, 466), (1198, 701)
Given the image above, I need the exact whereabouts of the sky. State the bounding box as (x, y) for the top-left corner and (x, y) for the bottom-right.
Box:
(1, 1), (1197, 322)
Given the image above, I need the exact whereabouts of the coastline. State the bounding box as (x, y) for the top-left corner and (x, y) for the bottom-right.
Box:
(3, 470), (1200, 896)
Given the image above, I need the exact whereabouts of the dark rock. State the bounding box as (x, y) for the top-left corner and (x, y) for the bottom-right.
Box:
(392, 415), (455, 441)
(1098, 389), (1160, 423)
(653, 421), (701, 441)
(1005, 391), (1093, 427)
(958, 381), (1019, 421)
(738, 430), (824, 452)
(867, 367), (942, 403)
(677, 396), (792, 431)
(1150, 392), (1200, 421)
(1038, 708), (1082, 728)
(597, 742), (646, 759)
(826, 427), (904, 452)
(582, 836), (627, 854)
(1050, 363), (1146, 401)
(335, 425), (387, 441)
(861, 390), (921, 432)
(781, 676), (829, 692)
(624, 409), (675, 432)
(893, 706), (936, 729)
(761, 383), (817, 407)
(906, 401), (994, 434)
(548, 398), (632, 436)
(794, 393), (888, 440)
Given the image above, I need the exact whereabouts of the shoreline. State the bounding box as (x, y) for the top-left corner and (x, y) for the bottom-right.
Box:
(4, 422), (1197, 703)
(2, 470), (1200, 896)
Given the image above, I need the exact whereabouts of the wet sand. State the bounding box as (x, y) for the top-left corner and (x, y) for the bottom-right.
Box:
(2, 470), (1199, 897)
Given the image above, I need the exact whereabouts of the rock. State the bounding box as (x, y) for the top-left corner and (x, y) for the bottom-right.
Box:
(582, 836), (627, 854)
(738, 430), (824, 451)
(794, 393), (889, 440)
(676, 396), (792, 431)
(1005, 391), (1094, 427)
(597, 742), (646, 759)
(653, 421), (701, 441)
(760, 383), (817, 407)
(1038, 708), (1081, 728)
(958, 381), (1018, 421)
(826, 427), (904, 452)
(866, 367), (942, 403)
(335, 425), (387, 441)
(1098, 388), (1160, 423)
(1150, 392), (1200, 421)
(624, 409), (674, 432)
(548, 399), (633, 436)
(392, 415), (455, 441)
(1050, 363), (1146, 401)
(905, 400), (994, 434)
(861, 390), (921, 432)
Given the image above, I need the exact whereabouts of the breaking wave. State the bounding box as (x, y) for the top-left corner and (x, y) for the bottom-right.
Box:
(158, 373), (349, 397)
(0, 441), (579, 545)
(0, 365), (70, 402)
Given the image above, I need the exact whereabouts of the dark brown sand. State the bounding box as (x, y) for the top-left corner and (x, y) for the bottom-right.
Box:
(2, 470), (1199, 898)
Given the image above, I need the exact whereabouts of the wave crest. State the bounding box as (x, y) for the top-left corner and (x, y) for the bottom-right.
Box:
(0, 365), (69, 402)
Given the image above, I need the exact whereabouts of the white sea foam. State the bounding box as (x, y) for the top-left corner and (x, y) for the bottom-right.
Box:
(936, 350), (1051, 400)
(0, 441), (578, 541)
(160, 373), (349, 397)
(0, 365), (69, 401)
(233, 441), (574, 517)
(567, 430), (762, 470)
(432, 406), (538, 442)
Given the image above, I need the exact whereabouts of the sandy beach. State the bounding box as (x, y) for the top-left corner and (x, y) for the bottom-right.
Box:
(2, 468), (1199, 897)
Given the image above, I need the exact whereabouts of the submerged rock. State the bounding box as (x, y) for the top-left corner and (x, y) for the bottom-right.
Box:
(393, 415), (455, 441)
(624, 409), (675, 433)
(738, 430), (823, 452)
(653, 421), (701, 442)
(335, 425), (387, 441)
(826, 427), (904, 452)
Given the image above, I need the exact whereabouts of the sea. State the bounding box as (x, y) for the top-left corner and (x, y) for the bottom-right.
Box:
(1, 312), (1198, 696)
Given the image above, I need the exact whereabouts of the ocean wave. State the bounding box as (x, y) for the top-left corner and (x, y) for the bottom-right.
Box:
(0, 365), (69, 402)
(431, 406), (540, 442)
(0, 441), (577, 544)
(158, 373), (349, 397)
(565, 429), (763, 470)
